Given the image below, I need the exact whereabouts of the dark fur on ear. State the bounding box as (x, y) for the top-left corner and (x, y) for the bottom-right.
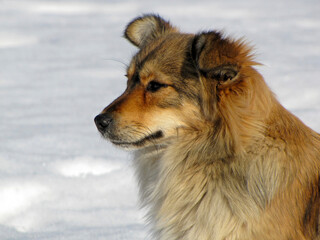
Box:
(191, 31), (243, 85)
(191, 30), (257, 75)
(124, 14), (178, 48)
(191, 31), (222, 68)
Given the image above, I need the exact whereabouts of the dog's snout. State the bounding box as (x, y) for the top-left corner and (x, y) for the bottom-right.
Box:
(94, 114), (113, 133)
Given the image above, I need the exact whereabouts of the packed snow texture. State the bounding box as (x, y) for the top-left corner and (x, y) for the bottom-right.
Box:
(0, 0), (319, 239)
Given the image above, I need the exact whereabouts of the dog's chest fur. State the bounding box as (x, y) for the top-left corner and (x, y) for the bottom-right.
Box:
(133, 136), (286, 240)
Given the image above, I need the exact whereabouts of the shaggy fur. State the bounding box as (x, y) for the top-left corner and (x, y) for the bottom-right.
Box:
(95, 14), (320, 240)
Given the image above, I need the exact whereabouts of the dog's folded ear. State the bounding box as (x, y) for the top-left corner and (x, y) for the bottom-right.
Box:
(124, 14), (178, 48)
(191, 32), (240, 120)
(191, 31), (239, 84)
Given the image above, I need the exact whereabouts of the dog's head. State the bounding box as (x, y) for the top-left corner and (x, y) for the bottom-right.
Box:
(95, 14), (261, 150)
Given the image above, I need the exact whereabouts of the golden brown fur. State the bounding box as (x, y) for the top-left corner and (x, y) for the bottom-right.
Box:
(94, 14), (320, 239)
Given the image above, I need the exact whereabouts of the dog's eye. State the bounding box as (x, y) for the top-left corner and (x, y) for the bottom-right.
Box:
(146, 81), (168, 93)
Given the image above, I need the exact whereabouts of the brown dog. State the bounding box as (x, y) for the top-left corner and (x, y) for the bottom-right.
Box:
(95, 14), (320, 240)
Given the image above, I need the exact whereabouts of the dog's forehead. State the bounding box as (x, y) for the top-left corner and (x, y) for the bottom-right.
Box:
(128, 33), (194, 77)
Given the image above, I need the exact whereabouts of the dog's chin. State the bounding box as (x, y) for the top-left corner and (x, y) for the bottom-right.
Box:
(108, 130), (164, 150)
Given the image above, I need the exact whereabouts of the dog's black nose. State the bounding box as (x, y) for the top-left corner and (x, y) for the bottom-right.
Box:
(94, 114), (113, 133)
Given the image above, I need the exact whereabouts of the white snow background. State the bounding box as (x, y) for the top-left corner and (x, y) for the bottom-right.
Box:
(0, 0), (319, 239)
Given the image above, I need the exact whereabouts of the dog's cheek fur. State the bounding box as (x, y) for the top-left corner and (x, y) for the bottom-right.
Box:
(155, 90), (183, 109)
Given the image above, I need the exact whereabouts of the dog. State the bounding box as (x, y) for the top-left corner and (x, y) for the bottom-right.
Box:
(95, 14), (320, 240)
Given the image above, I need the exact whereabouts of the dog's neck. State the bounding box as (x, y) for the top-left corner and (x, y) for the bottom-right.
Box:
(132, 134), (263, 239)
(132, 118), (291, 238)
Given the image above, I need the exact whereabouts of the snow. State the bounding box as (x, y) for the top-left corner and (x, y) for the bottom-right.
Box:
(0, 0), (319, 239)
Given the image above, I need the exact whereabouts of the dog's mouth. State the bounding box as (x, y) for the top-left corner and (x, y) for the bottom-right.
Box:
(110, 130), (164, 148)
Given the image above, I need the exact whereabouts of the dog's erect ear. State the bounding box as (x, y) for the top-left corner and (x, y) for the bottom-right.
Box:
(124, 14), (178, 48)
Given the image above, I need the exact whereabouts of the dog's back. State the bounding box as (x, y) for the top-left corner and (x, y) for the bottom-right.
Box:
(95, 14), (320, 239)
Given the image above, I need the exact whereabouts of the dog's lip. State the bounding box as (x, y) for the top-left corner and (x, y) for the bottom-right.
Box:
(110, 130), (164, 147)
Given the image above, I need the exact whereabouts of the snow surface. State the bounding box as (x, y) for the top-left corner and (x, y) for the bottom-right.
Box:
(0, 0), (319, 239)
